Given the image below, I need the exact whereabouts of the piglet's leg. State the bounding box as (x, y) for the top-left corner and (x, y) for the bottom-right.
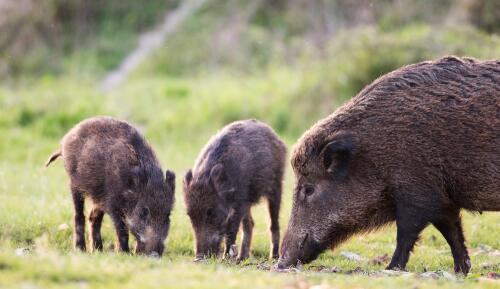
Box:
(237, 210), (254, 262)
(224, 207), (245, 259)
(110, 211), (130, 253)
(89, 206), (104, 252)
(71, 187), (86, 251)
(432, 211), (470, 275)
(267, 192), (281, 259)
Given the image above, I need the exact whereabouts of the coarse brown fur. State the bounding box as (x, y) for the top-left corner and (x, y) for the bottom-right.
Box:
(46, 116), (175, 256)
(278, 56), (500, 274)
(184, 119), (287, 261)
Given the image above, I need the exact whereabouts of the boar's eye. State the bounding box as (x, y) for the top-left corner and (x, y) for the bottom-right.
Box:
(140, 207), (150, 219)
(301, 185), (315, 198)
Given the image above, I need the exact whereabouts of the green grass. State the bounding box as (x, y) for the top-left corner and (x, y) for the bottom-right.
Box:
(0, 72), (499, 289)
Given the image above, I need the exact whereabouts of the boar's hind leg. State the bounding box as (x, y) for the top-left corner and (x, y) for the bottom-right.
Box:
(237, 211), (254, 262)
(71, 187), (86, 251)
(432, 211), (470, 275)
(89, 207), (105, 252)
(387, 205), (429, 271)
(110, 211), (130, 253)
(268, 193), (281, 259)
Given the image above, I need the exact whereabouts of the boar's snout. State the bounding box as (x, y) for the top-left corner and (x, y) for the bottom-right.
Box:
(136, 242), (164, 257)
(194, 232), (222, 261)
(135, 234), (165, 257)
(278, 232), (324, 269)
(148, 242), (164, 257)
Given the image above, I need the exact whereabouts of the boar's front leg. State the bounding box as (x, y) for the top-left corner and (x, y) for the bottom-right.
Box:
(224, 206), (246, 259)
(109, 210), (130, 253)
(71, 187), (86, 251)
(432, 210), (470, 275)
(387, 204), (429, 271)
(237, 210), (254, 262)
(89, 206), (104, 252)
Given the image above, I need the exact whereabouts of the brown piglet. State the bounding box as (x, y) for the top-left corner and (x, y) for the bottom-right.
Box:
(184, 119), (286, 262)
(46, 116), (175, 257)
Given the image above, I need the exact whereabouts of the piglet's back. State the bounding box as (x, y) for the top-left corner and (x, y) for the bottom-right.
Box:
(60, 117), (159, 184)
(193, 119), (286, 176)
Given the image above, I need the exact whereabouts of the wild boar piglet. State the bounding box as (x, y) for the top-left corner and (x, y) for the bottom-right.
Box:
(184, 119), (286, 262)
(46, 116), (175, 257)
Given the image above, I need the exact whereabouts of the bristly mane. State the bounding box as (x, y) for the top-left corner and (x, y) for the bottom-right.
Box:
(291, 56), (493, 176)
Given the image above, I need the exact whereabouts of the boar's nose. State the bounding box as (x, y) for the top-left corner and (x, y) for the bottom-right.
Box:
(274, 260), (290, 270)
(142, 241), (164, 257)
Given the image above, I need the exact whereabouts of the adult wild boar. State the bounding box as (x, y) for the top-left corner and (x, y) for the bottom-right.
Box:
(46, 116), (175, 256)
(277, 56), (500, 274)
(184, 119), (286, 262)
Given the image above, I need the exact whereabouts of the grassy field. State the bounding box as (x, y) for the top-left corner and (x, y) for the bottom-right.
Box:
(1, 1), (499, 287)
(0, 72), (499, 289)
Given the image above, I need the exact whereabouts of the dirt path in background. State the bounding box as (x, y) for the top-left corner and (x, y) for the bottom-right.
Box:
(100, 0), (208, 91)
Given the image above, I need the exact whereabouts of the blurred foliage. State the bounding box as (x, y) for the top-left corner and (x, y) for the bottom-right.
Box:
(467, 0), (500, 34)
(0, 0), (499, 161)
(0, 0), (178, 76)
(0, 0), (499, 78)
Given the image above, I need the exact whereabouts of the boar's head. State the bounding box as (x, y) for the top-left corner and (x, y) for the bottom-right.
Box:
(277, 131), (388, 268)
(183, 164), (235, 260)
(126, 168), (176, 257)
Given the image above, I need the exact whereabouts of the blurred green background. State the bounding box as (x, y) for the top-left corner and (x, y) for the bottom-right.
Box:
(1, 0), (500, 158)
(0, 1), (499, 288)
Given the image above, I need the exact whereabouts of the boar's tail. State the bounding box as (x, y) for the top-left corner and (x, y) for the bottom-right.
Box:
(45, 149), (62, 167)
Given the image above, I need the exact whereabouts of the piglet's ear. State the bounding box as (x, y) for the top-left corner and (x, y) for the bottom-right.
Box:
(128, 166), (144, 188)
(184, 169), (193, 188)
(209, 164), (225, 189)
(320, 133), (356, 181)
(165, 170), (176, 192)
(210, 164), (235, 201)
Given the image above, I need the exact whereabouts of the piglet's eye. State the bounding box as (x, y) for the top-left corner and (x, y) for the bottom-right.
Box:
(206, 208), (214, 218)
(140, 207), (150, 219)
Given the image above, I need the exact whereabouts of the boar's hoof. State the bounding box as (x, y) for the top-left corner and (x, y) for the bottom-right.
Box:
(455, 258), (471, 275)
(385, 264), (406, 272)
(193, 255), (207, 262)
(229, 244), (238, 259)
(274, 261), (289, 270)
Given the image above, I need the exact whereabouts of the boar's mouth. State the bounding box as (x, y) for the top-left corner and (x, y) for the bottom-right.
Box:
(194, 248), (220, 262)
(134, 234), (165, 257)
(277, 233), (326, 269)
(135, 242), (164, 257)
(277, 224), (359, 269)
(194, 234), (222, 261)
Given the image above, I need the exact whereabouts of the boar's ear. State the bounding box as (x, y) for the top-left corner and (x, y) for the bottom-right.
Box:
(165, 170), (176, 192)
(320, 133), (356, 181)
(210, 164), (235, 200)
(183, 169), (193, 189)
